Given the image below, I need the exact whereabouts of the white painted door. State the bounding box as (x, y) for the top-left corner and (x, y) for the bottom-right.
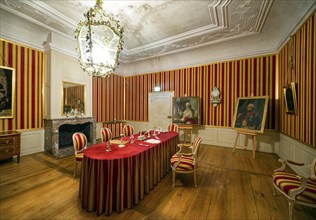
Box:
(148, 91), (174, 130)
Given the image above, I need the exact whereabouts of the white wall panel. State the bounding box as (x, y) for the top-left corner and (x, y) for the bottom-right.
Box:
(20, 129), (45, 156)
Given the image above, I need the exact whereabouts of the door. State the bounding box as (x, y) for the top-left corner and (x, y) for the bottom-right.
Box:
(148, 91), (174, 130)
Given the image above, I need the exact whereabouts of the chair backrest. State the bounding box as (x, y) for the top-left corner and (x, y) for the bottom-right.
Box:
(101, 127), (112, 143)
(192, 136), (203, 158)
(122, 124), (134, 137)
(311, 158), (316, 180)
(168, 123), (179, 132)
(72, 132), (87, 155)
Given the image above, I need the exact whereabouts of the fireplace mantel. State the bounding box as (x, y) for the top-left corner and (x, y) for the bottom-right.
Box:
(44, 117), (96, 158)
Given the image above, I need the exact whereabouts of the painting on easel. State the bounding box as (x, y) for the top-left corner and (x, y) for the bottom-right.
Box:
(232, 96), (269, 134)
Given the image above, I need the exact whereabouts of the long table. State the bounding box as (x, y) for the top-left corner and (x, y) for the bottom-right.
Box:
(79, 131), (179, 215)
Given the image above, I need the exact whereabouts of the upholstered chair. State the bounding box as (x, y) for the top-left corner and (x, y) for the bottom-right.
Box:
(72, 132), (88, 177)
(101, 127), (112, 143)
(170, 136), (203, 187)
(272, 158), (316, 220)
(122, 124), (134, 137)
(168, 123), (179, 133)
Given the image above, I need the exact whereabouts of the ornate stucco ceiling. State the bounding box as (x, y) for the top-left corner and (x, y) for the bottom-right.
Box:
(0, 0), (315, 63)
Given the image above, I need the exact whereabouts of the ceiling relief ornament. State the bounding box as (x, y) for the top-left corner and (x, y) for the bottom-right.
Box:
(1, 0), (273, 62)
(120, 0), (274, 62)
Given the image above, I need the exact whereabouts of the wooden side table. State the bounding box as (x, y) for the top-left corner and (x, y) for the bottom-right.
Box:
(178, 125), (193, 144)
(0, 130), (21, 163)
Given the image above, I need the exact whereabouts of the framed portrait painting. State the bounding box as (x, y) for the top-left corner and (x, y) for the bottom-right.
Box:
(284, 82), (298, 115)
(232, 96), (269, 133)
(172, 96), (200, 125)
(0, 66), (15, 118)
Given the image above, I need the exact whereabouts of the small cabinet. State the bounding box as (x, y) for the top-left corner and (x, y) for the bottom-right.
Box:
(0, 131), (21, 163)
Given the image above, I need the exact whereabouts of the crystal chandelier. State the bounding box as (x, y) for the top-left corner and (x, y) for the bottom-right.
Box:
(75, 0), (124, 77)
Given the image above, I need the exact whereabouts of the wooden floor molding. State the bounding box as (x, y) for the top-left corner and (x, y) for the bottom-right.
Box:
(0, 145), (315, 220)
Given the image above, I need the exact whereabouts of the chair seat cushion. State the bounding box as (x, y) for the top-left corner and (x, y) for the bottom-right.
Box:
(171, 154), (194, 171)
(75, 153), (84, 161)
(273, 171), (316, 204)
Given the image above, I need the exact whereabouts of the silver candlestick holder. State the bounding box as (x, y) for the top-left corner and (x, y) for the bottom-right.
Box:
(106, 141), (112, 152)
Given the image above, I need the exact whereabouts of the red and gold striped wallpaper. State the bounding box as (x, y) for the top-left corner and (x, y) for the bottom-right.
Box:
(102, 121), (126, 139)
(124, 56), (277, 129)
(278, 12), (315, 147)
(92, 74), (124, 122)
(0, 39), (45, 131)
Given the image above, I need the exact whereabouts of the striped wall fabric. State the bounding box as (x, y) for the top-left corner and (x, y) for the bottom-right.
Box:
(124, 56), (277, 129)
(0, 39), (45, 131)
(278, 12), (316, 147)
(92, 74), (124, 122)
(102, 121), (125, 139)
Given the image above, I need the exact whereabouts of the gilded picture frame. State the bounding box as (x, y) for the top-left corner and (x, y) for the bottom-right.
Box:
(232, 96), (269, 134)
(284, 82), (298, 115)
(0, 66), (15, 118)
(62, 81), (86, 115)
(172, 96), (200, 125)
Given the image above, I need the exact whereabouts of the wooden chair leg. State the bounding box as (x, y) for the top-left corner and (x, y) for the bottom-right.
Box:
(273, 186), (277, 196)
(73, 162), (77, 177)
(193, 171), (197, 187)
(172, 171), (175, 187)
(288, 201), (294, 220)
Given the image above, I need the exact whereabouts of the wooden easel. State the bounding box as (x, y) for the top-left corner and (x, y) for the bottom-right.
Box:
(233, 129), (257, 159)
(178, 124), (193, 145)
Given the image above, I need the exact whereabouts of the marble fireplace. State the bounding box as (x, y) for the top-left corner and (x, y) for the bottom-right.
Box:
(44, 117), (96, 158)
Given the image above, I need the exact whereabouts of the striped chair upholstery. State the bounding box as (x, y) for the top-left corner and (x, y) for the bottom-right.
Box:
(272, 158), (316, 220)
(101, 127), (112, 143)
(72, 132), (88, 177)
(122, 124), (134, 137)
(170, 136), (202, 187)
(168, 123), (179, 133)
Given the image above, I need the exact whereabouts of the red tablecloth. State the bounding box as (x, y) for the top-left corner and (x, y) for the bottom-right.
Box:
(79, 131), (179, 215)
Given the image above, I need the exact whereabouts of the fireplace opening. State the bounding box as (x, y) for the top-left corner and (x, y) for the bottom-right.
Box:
(59, 122), (92, 148)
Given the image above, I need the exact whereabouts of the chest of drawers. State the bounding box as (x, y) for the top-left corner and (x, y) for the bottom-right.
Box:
(0, 131), (21, 163)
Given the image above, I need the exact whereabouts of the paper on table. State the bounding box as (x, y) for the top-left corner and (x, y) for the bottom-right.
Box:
(145, 139), (161, 144)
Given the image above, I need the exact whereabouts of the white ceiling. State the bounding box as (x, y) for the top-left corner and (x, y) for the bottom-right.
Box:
(0, 0), (315, 64)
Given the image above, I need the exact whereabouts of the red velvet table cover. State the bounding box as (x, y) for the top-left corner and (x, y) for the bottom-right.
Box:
(79, 131), (179, 215)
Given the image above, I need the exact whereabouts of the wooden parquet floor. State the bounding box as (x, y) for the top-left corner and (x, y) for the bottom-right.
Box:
(0, 145), (315, 220)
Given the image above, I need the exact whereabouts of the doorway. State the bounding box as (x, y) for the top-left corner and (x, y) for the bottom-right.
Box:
(148, 91), (174, 130)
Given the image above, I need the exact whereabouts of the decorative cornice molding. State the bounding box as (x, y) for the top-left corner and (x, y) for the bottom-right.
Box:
(1, 0), (275, 62)
(24, 0), (77, 28)
(0, 3), (74, 41)
(0, 33), (44, 51)
(42, 40), (77, 58)
(275, 4), (316, 54)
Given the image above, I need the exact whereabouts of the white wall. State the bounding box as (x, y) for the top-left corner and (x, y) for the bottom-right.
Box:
(20, 129), (45, 156)
(279, 134), (316, 177)
(43, 33), (93, 119)
(127, 121), (280, 153)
